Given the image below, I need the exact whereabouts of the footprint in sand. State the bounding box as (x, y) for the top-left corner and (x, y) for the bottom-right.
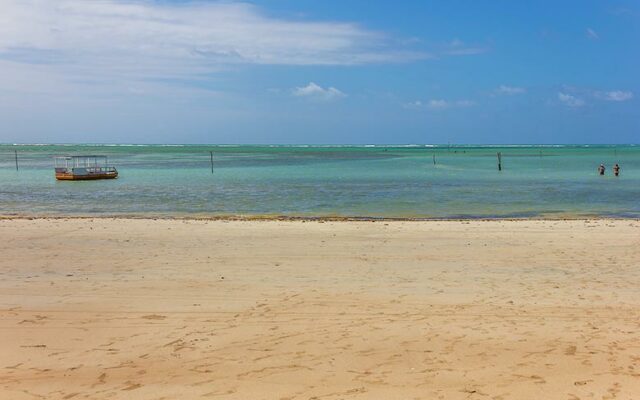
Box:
(89, 373), (107, 389)
(122, 382), (142, 391)
(141, 314), (166, 320)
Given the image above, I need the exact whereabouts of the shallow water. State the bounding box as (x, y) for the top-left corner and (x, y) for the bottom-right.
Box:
(0, 144), (638, 218)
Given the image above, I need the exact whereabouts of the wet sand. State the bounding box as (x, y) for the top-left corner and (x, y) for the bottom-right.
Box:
(1, 218), (639, 399)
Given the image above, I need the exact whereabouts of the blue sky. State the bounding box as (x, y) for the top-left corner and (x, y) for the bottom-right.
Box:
(0, 0), (638, 144)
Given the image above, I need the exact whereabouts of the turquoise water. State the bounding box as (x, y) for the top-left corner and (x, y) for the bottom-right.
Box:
(0, 144), (638, 218)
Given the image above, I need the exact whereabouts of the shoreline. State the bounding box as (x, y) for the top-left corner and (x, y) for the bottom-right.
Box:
(1, 213), (638, 222)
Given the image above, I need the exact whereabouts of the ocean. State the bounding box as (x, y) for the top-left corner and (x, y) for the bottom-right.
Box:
(0, 144), (638, 219)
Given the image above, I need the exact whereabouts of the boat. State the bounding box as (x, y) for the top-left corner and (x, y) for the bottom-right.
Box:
(54, 155), (118, 181)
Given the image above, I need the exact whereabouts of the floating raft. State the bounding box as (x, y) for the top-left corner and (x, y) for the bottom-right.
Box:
(54, 155), (118, 181)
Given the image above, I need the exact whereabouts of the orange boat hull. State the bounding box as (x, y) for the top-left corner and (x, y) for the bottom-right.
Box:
(55, 172), (118, 181)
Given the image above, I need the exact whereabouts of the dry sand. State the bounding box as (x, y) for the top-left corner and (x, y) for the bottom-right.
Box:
(0, 218), (639, 399)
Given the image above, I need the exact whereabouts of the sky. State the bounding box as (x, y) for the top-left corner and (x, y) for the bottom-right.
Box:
(0, 0), (638, 144)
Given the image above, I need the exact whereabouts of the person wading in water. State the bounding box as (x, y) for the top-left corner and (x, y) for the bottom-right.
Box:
(598, 164), (606, 175)
(613, 163), (620, 177)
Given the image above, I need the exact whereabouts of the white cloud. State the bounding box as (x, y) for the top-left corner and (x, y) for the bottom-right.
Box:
(600, 90), (633, 101)
(406, 99), (475, 109)
(558, 92), (585, 107)
(586, 28), (600, 40)
(427, 100), (450, 109)
(0, 0), (427, 88)
(557, 86), (634, 106)
(293, 82), (346, 100)
(495, 85), (526, 95)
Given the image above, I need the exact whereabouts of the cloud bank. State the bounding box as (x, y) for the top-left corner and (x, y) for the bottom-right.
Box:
(0, 0), (426, 85)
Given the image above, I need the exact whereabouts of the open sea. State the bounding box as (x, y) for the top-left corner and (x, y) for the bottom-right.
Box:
(0, 144), (638, 219)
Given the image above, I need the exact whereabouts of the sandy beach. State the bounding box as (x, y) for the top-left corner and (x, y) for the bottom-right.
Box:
(1, 218), (639, 399)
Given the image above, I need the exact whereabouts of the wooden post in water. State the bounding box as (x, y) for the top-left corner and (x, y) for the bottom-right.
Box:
(497, 152), (502, 171)
(433, 154), (436, 165)
(14, 150), (18, 171)
(210, 151), (214, 174)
